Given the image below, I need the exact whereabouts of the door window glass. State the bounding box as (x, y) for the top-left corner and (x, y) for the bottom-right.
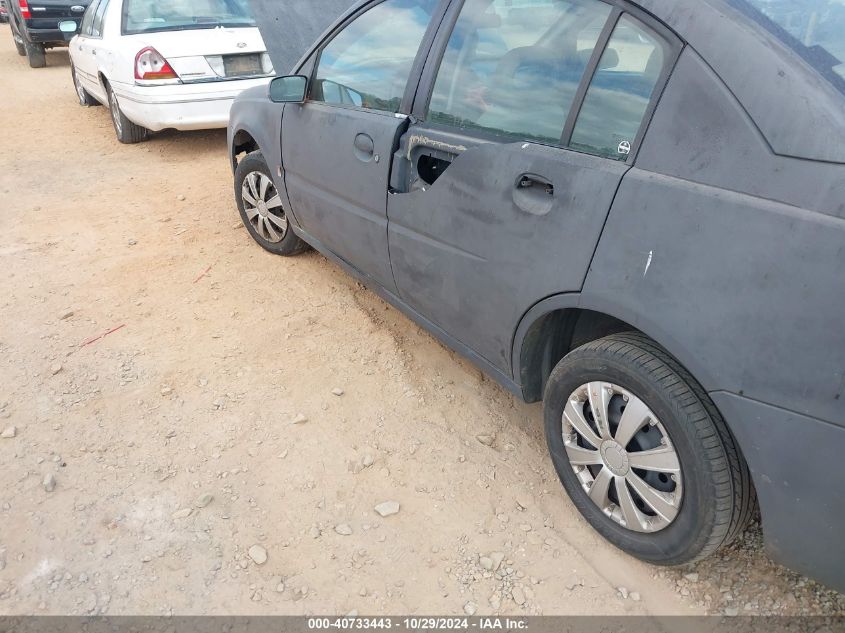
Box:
(569, 15), (666, 159)
(427, 0), (612, 144)
(312, 0), (437, 113)
(80, 0), (100, 36)
(91, 0), (111, 37)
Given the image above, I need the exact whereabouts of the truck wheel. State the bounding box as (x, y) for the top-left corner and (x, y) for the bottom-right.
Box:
(234, 151), (308, 256)
(543, 332), (754, 565)
(71, 64), (99, 107)
(107, 85), (148, 144)
(24, 39), (46, 68)
(15, 38), (26, 57)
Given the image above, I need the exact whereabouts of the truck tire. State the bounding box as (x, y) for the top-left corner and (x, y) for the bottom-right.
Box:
(106, 85), (148, 144)
(24, 39), (46, 68)
(15, 38), (27, 56)
(543, 332), (755, 565)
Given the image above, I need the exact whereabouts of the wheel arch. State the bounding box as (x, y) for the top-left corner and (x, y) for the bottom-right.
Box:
(230, 127), (260, 170)
(512, 294), (721, 405)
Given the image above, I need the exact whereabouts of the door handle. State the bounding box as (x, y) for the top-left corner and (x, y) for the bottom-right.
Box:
(517, 174), (554, 196)
(353, 133), (375, 163)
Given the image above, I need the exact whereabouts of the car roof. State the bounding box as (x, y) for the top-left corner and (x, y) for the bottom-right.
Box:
(252, 0), (845, 164)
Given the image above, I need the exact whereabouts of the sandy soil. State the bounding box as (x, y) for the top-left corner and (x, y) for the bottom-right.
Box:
(0, 33), (843, 617)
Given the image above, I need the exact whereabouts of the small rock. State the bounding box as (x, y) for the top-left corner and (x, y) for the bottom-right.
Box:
(684, 572), (700, 583)
(177, 194), (186, 201)
(160, 386), (173, 396)
(309, 526), (322, 539)
(618, 587), (629, 599)
(725, 608), (739, 617)
(128, 239), (138, 246)
(374, 501), (400, 517)
(43, 473), (56, 492)
(476, 434), (495, 447)
(1, 426), (16, 439)
(489, 552), (505, 571)
(331, 388), (344, 396)
(511, 586), (526, 606)
(335, 523), (353, 536)
(50, 364), (63, 376)
(276, 582), (285, 593)
(362, 454), (374, 468)
(171, 508), (192, 519)
(195, 493), (214, 508)
(488, 593), (501, 610)
(248, 545), (268, 565)
(479, 556), (494, 571)
(291, 413), (308, 425)
(463, 601), (477, 616)
(59, 310), (74, 321)
(630, 592), (641, 601)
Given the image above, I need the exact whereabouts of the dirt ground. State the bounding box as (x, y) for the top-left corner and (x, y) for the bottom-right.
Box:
(0, 34), (843, 618)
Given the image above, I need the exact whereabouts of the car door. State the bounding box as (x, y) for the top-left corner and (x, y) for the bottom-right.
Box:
(281, 0), (444, 291)
(75, 0), (111, 102)
(73, 0), (101, 94)
(387, 0), (680, 372)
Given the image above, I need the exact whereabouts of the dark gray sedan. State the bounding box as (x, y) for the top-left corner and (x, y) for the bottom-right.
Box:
(229, 0), (845, 591)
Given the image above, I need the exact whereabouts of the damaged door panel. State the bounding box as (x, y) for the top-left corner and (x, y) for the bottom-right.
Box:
(387, 125), (629, 370)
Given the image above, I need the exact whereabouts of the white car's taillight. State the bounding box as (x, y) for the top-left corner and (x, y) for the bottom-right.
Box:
(134, 47), (178, 82)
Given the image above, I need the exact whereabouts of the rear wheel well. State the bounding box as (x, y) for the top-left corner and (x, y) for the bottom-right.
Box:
(518, 308), (633, 403)
(232, 130), (259, 168)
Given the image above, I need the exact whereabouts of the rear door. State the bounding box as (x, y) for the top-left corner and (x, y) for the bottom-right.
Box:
(27, 0), (88, 29)
(387, 0), (679, 372)
(72, 0), (103, 97)
(281, 0), (443, 291)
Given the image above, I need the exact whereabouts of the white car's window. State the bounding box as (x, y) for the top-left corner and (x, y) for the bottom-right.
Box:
(427, 0), (612, 145)
(569, 15), (666, 160)
(91, 0), (111, 37)
(122, 0), (255, 34)
(80, 0), (100, 36)
(312, 0), (437, 113)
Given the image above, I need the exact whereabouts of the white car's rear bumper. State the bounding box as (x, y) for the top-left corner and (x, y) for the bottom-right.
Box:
(112, 77), (272, 132)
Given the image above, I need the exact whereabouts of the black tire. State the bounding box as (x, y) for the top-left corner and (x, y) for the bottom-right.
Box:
(24, 38), (45, 68)
(71, 64), (99, 107)
(14, 37), (26, 57)
(543, 332), (754, 565)
(11, 22), (26, 56)
(106, 84), (148, 144)
(234, 151), (308, 256)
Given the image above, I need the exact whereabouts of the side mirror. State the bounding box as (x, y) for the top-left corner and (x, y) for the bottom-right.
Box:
(58, 20), (78, 41)
(269, 75), (307, 103)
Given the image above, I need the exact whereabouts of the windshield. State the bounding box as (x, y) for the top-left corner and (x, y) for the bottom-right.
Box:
(122, 0), (256, 34)
(739, 0), (845, 92)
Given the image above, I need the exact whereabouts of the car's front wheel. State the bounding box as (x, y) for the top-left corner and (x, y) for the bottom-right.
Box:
(71, 64), (99, 107)
(107, 85), (148, 144)
(544, 332), (754, 565)
(234, 151), (308, 256)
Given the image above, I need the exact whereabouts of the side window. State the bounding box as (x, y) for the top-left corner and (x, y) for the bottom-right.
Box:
(569, 15), (667, 159)
(91, 0), (110, 37)
(312, 0), (436, 113)
(80, 0), (100, 36)
(427, 0), (612, 145)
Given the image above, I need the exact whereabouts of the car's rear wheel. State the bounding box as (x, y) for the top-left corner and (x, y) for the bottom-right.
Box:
(107, 85), (148, 144)
(71, 64), (99, 107)
(14, 36), (26, 57)
(234, 151), (308, 256)
(24, 38), (45, 68)
(543, 332), (754, 565)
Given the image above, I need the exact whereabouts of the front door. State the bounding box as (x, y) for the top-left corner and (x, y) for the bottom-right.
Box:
(282, 0), (440, 291)
(387, 0), (675, 372)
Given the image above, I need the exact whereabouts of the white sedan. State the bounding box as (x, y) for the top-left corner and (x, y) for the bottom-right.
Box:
(65, 0), (275, 143)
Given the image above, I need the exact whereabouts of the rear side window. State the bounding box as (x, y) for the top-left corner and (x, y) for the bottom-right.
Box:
(312, 0), (437, 113)
(91, 0), (110, 37)
(569, 15), (667, 160)
(427, 0), (612, 145)
(80, 0), (100, 36)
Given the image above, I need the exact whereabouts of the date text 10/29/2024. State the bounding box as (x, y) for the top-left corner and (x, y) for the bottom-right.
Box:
(307, 617), (529, 631)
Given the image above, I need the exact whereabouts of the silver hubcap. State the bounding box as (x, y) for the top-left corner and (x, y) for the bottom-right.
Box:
(563, 382), (683, 533)
(242, 171), (287, 243)
(73, 68), (85, 102)
(109, 91), (122, 135)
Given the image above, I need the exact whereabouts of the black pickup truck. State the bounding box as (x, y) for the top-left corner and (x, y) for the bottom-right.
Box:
(3, 0), (90, 67)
